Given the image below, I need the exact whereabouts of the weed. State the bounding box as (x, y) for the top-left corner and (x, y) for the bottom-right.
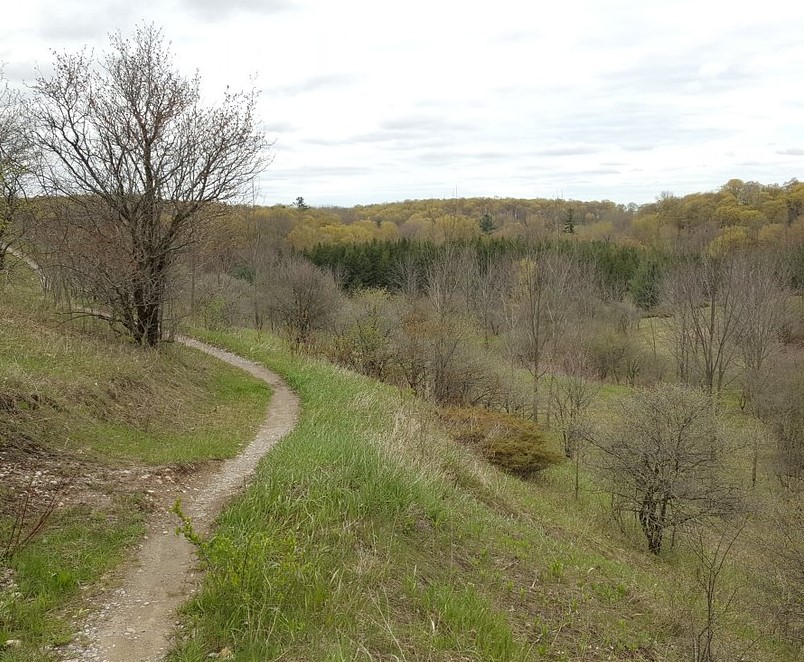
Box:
(439, 406), (562, 478)
(1, 476), (65, 562)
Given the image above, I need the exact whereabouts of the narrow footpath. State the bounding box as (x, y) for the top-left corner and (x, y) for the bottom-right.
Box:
(63, 338), (300, 662)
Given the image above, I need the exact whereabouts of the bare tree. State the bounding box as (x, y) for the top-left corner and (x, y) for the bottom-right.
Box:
(591, 384), (739, 554)
(389, 287), (491, 406)
(549, 351), (597, 460)
(686, 519), (748, 662)
(424, 244), (475, 319)
(333, 288), (398, 380)
(0, 70), (36, 270)
(421, 246), (486, 404)
(508, 251), (575, 421)
(585, 299), (644, 385)
(758, 362), (804, 490)
(30, 25), (268, 345)
(469, 255), (513, 347)
(391, 253), (423, 297)
(768, 490), (804, 643)
(733, 254), (788, 413)
(549, 351), (597, 500)
(392, 295), (430, 397)
(262, 255), (340, 350)
(661, 254), (748, 393)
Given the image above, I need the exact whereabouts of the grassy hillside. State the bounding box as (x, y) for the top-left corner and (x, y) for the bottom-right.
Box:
(0, 263), (270, 660)
(2, 252), (797, 661)
(173, 328), (797, 662)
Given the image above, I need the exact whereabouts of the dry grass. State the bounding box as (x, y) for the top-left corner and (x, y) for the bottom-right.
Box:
(0, 262), (270, 660)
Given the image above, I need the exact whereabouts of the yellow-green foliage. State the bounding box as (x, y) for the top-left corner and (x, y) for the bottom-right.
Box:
(439, 406), (562, 477)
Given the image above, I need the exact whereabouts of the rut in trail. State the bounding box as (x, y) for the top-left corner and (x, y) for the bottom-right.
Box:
(63, 337), (300, 662)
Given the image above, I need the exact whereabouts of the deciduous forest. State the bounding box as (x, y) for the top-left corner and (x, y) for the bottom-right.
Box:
(1, 23), (803, 662)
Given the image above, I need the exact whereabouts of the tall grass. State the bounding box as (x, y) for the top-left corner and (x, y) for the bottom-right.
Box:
(171, 328), (795, 661)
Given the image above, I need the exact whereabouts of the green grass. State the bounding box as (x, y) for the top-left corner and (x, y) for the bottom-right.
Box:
(172, 327), (798, 661)
(1, 500), (145, 657)
(1, 269), (269, 465)
(0, 264), (271, 660)
(68, 365), (270, 464)
(2, 253), (797, 660)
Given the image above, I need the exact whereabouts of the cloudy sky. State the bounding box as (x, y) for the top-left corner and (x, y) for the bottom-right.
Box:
(2, 0), (803, 207)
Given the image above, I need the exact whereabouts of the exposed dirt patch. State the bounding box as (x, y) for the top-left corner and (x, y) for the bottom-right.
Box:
(0, 437), (206, 522)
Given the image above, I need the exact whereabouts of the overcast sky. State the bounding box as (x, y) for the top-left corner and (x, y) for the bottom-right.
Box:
(2, 0), (803, 207)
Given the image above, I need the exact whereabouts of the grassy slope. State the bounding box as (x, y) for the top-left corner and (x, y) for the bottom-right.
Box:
(0, 266), (270, 660)
(174, 328), (795, 662)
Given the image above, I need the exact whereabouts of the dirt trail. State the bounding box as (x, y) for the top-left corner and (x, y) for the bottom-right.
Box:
(63, 337), (300, 662)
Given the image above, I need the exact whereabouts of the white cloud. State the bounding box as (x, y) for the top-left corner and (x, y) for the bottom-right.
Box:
(2, 0), (803, 206)
(177, 0), (294, 19)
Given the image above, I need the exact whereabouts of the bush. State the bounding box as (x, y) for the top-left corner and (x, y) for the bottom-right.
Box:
(176, 272), (252, 331)
(260, 256), (342, 349)
(438, 407), (561, 478)
(330, 288), (398, 379)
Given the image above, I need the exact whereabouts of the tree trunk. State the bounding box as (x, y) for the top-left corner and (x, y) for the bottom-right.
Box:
(639, 496), (665, 555)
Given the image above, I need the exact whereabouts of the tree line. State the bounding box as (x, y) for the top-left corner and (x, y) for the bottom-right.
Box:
(301, 236), (644, 298)
(214, 177), (804, 253)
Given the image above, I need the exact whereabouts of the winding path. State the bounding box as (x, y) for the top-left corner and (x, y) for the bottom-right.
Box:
(64, 338), (299, 661)
(5, 246), (300, 659)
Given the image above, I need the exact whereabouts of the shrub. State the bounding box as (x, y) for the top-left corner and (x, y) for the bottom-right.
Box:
(330, 288), (398, 379)
(438, 406), (561, 478)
